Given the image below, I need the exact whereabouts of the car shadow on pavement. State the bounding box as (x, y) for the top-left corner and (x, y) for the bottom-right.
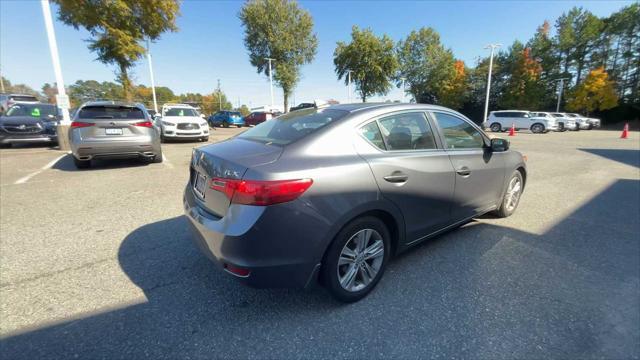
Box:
(579, 148), (640, 169)
(51, 153), (153, 172)
(1, 180), (639, 359)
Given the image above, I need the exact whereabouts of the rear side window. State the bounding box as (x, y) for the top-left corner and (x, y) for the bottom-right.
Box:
(378, 112), (437, 150)
(493, 112), (507, 118)
(238, 108), (348, 145)
(433, 112), (485, 149)
(359, 121), (386, 150)
(78, 106), (144, 119)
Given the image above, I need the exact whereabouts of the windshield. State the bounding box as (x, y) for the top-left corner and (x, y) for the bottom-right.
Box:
(78, 105), (145, 119)
(10, 95), (38, 102)
(238, 108), (348, 145)
(551, 113), (564, 117)
(5, 104), (57, 118)
(230, 112), (241, 117)
(164, 108), (199, 117)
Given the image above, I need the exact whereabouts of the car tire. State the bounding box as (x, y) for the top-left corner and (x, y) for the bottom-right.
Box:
(322, 216), (390, 303)
(201, 136), (209, 142)
(237, 125), (242, 128)
(494, 170), (524, 218)
(73, 157), (91, 169)
(152, 152), (163, 163)
(531, 123), (545, 134)
(490, 123), (502, 132)
(0, 143), (12, 148)
(223, 121), (229, 128)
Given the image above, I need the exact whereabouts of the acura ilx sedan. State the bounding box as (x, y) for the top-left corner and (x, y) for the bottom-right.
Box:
(184, 103), (527, 302)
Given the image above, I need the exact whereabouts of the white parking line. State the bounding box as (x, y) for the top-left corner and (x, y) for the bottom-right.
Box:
(162, 153), (174, 168)
(14, 154), (67, 185)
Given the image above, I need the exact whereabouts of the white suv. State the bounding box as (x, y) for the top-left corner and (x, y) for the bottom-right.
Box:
(530, 112), (566, 132)
(485, 110), (557, 133)
(550, 113), (578, 131)
(563, 113), (592, 130)
(159, 103), (209, 142)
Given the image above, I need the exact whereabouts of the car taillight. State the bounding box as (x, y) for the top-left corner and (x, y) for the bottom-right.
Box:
(70, 121), (95, 128)
(210, 178), (313, 206)
(133, 121), (153, 127)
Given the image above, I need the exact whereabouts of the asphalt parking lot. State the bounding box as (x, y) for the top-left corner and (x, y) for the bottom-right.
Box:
(1, 128), (639, 359)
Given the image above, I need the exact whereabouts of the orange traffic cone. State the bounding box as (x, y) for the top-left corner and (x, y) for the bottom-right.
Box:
(620, 123), (629, 139)
(508, 123), (516, 136)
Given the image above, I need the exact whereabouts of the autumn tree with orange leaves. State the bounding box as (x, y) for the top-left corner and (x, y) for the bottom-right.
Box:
(498, 43), (545, 109)
(566, 67), (618, 114)
(438, 60), (468, 109)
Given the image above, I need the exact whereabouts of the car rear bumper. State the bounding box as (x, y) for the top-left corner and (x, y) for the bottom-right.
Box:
(70, 136), (160, 160)
(183, 185), (323, 288)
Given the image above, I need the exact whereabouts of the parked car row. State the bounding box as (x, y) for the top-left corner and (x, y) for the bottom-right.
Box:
(484, 110), (601, 133)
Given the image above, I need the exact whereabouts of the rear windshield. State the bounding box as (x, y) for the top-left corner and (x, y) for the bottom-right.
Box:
(10, 95), (38, 102)
(78, 106), (145, 119)
(164, 108), (198, 117)
(5, 104), (57, 118)
(229, 112), (241, 117)
(238, 108), (348, 145)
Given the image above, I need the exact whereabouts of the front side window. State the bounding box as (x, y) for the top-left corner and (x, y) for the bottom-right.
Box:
(377, 112), (437, 151)
(433, 112), (485, 150)
(359, 121), (386, 150)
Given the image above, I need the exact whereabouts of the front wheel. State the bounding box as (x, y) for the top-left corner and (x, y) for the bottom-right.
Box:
(322, 216), (390, 303)
(493, 170), (524, 218)
(223, 121), (229, 128)
(490, 123), (502, 132)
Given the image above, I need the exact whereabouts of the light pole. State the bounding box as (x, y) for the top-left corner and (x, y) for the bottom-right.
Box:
(217, 79), (222, 111)
(146, 39), (158, 114)
(41, 0), (70, 125)
(265, 57), (275, 109)
(346, 70), (352, 103)
(400, 77), (406, 102)
(482, 43), (501, 125)
(554, 77), (570, 112)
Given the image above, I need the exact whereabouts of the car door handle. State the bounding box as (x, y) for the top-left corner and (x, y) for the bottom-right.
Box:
(456, 167), (471, 176)
(383, 172), (409, 183)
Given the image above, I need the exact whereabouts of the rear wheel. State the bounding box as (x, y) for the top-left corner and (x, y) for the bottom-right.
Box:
(531, 123), (545, 134)
(322, 216), (390, 303)
(237, 125), (242, 128)
(223, 121), (229, 128)
(152, 151), (163, 163)
(73, 157), (91, 169)
(494, 170), (523, 218)
(490, 123), (502, 132)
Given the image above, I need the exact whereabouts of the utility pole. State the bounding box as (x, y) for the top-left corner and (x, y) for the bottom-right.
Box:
(400, 77), (406, 102)
(482, 43), (501, 125)
(554, 78), (570, 112)
(347, 70), (352, 103)
(146, 39), (158, 114)
(217, 79), (222, 111)
(265, 58), (275, 109)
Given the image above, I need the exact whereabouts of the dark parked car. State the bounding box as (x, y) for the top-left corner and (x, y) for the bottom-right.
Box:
(289, 102), (315, 112)
(0, 103), (59, 147)
(0, 93), (39, 114)
(244, 111), (274, 126)
(184, 103), (526, 302)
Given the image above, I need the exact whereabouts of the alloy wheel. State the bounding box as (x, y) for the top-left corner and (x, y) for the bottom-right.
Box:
(337, 228), (385, 292)
(504, 176), (522, 212)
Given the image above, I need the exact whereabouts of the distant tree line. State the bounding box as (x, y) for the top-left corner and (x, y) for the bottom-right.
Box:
(333, 4), (639, 123)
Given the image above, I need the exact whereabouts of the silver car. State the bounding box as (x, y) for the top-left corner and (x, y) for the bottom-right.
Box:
(69, 101), (162, 169)
(184, 103), (527, 302)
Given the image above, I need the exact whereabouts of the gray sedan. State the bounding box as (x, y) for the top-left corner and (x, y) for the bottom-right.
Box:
(184, 103), (526, 302)
(69, 101), (162, 169)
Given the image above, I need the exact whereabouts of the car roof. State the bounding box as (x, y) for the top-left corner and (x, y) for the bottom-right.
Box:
(3, 93), (39, 97)
(490, 110), (529, 113)
(81, 100), (145, 109)
(329, 102), (455, 114)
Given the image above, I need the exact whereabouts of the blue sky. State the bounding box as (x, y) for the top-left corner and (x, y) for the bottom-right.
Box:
(0, 0), (632, 108)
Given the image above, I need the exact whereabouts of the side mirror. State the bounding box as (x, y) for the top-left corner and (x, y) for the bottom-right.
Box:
(490, 137), (509, 152)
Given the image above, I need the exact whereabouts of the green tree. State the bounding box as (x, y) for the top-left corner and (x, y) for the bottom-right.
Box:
(566, 67), (618, 114)
(498, 42), (545, 109)
(237, 104), (251, 117)
(68, 80), (123, 106)
(396, 27), (456, 104)
(554, 7), (603, 84)
(239, 0), (317, 112)
(53, 0), (180, 101)
(334, 26), (398, 102)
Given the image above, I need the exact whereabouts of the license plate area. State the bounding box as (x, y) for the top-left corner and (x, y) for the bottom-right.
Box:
(193, 171), (207, 198)
(105, 128), (123, 135)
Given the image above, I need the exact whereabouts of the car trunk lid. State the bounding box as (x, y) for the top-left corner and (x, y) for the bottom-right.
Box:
(190, 138), (283, 217)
